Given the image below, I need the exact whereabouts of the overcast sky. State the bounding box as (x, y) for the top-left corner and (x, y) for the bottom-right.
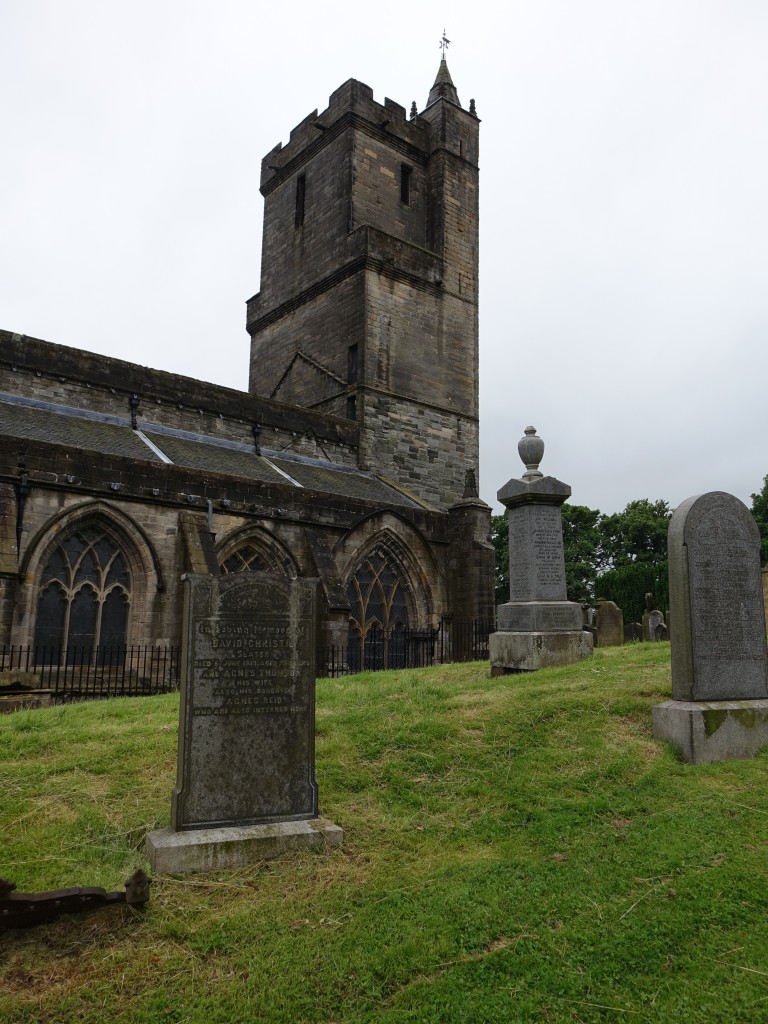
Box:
(2, 1), (767, 515)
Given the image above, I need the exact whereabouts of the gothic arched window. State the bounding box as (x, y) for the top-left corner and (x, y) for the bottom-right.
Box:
(34, 525), (131, 660)
(346, 550), (411, 670)
(221, 544), (266, 574)
(219, 535), (297, 579)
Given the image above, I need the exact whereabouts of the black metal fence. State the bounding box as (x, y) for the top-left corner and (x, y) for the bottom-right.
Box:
(1, 619), (496, 700)
(316, 618), (496, 678)
(0, 645), (181, 702)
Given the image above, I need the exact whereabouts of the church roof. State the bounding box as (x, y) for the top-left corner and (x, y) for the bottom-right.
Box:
(0, 392), (420, 508)
(426, 58), (461, 108)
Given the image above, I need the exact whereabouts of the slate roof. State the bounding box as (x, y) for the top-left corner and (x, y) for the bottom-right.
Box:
(0, 397), (161, 462)
(0, 393), (417, 507)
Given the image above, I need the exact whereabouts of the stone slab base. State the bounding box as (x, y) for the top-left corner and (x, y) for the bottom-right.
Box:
(0, 691), (53, 713)
(497, 601), (583, 632)
(652, 699), (768, 764)
(146, 817), (343, 874)
(489, 630), (593, 674)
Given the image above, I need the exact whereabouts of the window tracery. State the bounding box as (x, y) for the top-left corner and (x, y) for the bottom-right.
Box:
(221, 544), (267, 574)
(346, 549), (411, 670)
(34, 524), (131, 659)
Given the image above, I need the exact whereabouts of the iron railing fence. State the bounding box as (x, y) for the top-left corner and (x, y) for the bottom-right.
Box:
(0, 644), (181, 701)
(316, 618), (496, 678)
(1, 619), (496, 697)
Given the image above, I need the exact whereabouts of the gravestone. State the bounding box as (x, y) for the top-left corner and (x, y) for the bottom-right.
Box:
(653, 491), (768, 763)
(647, 609), (667, 641)
(489, 427), (593, 673)
(595, 600), (623, 646)
(624, 622), (643, 642)
(146, 573), (342, 872)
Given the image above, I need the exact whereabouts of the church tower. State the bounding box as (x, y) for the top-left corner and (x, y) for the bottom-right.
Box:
(246, 60), (480, 509)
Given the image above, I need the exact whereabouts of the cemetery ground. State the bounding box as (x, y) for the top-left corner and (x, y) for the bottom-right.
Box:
(2, 647), (768, 1023)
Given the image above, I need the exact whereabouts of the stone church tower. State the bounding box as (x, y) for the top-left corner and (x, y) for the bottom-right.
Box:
(0, 60), (493, 674)
(247, 60), (480, 510)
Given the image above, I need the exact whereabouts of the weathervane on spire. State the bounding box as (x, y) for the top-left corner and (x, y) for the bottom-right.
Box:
(439, 29), (450, 59)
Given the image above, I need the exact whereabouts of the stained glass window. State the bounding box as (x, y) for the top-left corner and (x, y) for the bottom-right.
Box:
(346, 550), (410, 670)
(34, 525), (132, 660)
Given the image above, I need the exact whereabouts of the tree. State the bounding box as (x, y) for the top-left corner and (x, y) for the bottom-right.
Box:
(595, 499), (671, 622)
(750, 475), (768, 566)
(561, 503), (601, 604)
(597, 499), (671, 570)
(491, 511), (509, 605)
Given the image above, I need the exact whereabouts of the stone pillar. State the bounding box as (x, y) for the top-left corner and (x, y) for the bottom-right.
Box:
(489, 427), (593, 674)
(445, 472), (495, 661)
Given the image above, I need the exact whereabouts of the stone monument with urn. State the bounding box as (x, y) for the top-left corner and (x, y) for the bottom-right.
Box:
(490, 427), (593, 674)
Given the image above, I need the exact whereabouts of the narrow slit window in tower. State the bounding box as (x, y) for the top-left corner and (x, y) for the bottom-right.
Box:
(347, 344), (358, 383)
(400, 164), (412, 205)
(295, 174), (306, 227)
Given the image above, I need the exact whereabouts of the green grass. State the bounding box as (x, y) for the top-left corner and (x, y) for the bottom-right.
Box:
(2, 643), (768, 1022)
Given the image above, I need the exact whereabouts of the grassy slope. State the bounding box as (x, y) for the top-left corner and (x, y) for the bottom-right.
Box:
(1, 644), (768, 1023)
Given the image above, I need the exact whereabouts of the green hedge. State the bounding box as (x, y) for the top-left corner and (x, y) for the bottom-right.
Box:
(595, 561), (669, 624)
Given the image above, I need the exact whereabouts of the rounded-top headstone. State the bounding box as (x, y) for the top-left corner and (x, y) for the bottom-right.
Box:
(668, 491), (768, 701)
(518, 426), (544, 481)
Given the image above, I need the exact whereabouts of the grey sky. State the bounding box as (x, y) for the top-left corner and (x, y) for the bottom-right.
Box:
(2, 1), (766, 515)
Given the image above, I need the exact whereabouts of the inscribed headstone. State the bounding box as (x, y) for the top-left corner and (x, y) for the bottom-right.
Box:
(647, 610), (666, 641)
(595, 600), (623, 646)
(668, 492), (768, 702)
(172, 573), (318, 829)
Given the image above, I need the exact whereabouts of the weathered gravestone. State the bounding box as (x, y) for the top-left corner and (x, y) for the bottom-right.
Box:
(624, 622), (643, 642)
(595, 600), (623, 647)
(146, 573), (342, 872)
(490, 427), (593, 673)
(647, 609), (667, 641)
(652, 491), (768, 763)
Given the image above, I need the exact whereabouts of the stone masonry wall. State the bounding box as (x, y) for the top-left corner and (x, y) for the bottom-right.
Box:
(360, 391), (478, 509)
(250, 274), (364, 413)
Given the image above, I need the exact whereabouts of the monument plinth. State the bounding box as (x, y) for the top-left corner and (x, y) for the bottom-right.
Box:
(146, 573), (342, 872)
(653, 491), (768, 763)
(490, 427), (593, 674)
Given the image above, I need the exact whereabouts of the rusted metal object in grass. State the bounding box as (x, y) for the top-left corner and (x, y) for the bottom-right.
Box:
(0, 869), (150, 929)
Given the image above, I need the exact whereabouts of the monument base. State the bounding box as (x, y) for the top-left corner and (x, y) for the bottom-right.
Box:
(490, 630), (593, 674)
(146, 817), (343, 874)
(652, 699), (768, 764)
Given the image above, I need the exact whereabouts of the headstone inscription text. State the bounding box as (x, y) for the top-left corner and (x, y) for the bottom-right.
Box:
(172, 573), (318, 830)
(509, 505), (568, 602)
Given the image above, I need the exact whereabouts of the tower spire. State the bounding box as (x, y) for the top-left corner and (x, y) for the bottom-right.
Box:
(427, 31), (461, 108)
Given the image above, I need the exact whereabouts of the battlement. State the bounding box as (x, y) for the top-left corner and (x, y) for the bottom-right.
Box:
(260, 79), (435, 193)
